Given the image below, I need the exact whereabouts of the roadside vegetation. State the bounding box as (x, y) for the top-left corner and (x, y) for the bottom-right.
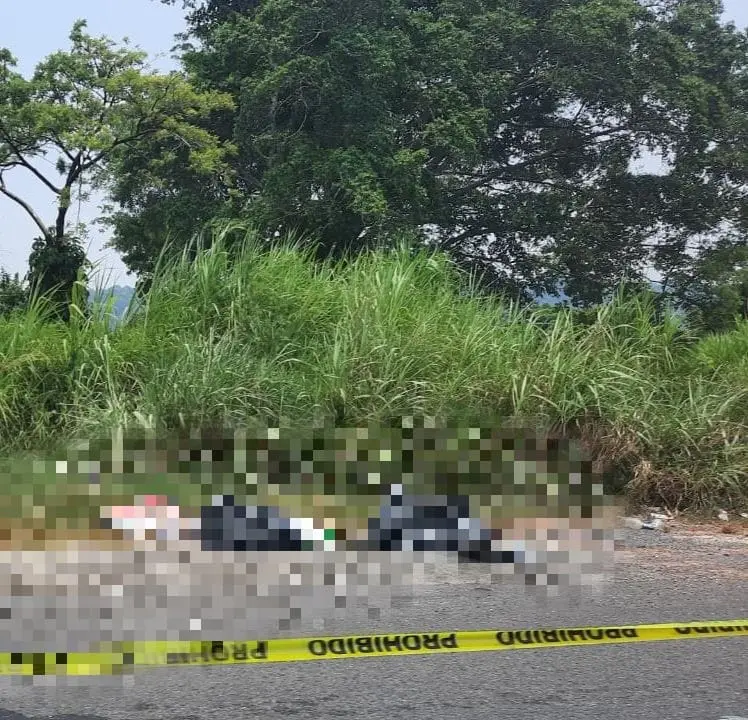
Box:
(2, 1), (748, 525)
(0, 222), (746, 519)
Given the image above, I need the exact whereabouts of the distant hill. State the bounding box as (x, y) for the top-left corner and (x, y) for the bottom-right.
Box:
(89, 285), (136, 320)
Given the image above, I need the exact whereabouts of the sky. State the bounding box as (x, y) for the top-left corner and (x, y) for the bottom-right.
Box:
(0, 0), (747, 288)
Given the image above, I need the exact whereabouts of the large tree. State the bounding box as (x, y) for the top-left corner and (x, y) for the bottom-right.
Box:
(113, 0), (747, 304)
(0, 20), (234, 315)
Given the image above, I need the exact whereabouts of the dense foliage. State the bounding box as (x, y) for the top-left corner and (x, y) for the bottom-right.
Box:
(103, 0), (748, 312)
(0, 270), (28, 316)
(1, 2), (747, 512)
(0, 224), (746, 510)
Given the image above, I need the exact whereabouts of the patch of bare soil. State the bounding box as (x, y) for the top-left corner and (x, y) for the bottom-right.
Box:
(0, 523), (135, 551)
(671, 519), (748, 538)
(617, 519), (748, 582)
(621, 547), (748, 582)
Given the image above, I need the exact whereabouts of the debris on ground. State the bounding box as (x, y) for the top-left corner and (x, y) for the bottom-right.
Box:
(623, 507), (675, 532)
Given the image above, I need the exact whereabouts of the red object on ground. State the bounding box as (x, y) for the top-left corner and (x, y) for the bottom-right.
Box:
(142, 494), (169, 507)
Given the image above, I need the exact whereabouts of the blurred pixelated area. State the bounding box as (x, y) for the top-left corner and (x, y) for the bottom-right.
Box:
(0, 421), (614, 534)
(0, 421), (618, 663)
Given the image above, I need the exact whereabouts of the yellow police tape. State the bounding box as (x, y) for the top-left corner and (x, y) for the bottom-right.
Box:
(2, 620), (746, 676)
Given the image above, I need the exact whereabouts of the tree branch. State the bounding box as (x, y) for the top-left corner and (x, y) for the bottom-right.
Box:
(454, 126), (632, 197)
(0, 127), (63, 195)
(0, 172), (51, 239)
(78, 128), (158, 172)
(48, 133), (78, 164)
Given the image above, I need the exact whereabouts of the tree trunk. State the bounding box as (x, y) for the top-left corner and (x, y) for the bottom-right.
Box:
(55, 186), (71, 244)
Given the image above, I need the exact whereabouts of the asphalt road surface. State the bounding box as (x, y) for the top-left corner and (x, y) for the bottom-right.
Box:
(0, 526), (745, 720)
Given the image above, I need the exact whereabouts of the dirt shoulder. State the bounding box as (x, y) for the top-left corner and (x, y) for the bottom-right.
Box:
(0, 510), (746, 562)
(615, 518), (748, 584)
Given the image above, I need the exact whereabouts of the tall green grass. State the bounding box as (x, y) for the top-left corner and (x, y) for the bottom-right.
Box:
(0, 221), (746, 511)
